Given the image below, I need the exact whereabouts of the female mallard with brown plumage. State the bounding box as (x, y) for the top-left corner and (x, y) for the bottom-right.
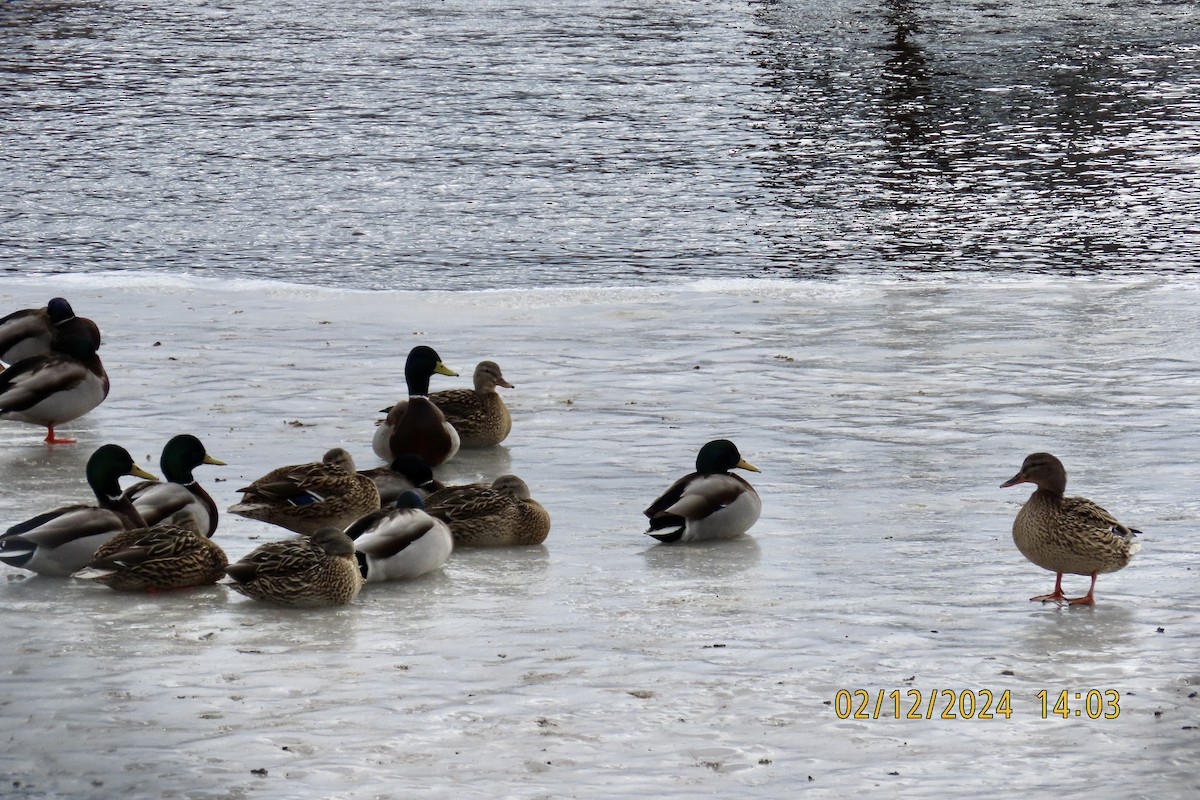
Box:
(1001, 452), (1141, 606)
(73, 523), (228, 592)
(424, 475), (550, 546)
(229, 448), (380, 536)
(0, 444), (156, 575)
(223, 527), (362, 607)
(372, 345), (460, 466)
(644, 439), (761, 544)
(122, 434), (226, 536)
(429, 360), (514, 447)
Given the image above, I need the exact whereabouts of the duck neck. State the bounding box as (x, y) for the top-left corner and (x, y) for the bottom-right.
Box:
(94, 485), (148, 529)
(87, 469), (125, 506)
(1031, 486), (1064, 506)
(405, 368), (432, 398)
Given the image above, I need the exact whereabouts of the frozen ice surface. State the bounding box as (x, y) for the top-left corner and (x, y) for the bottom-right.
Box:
(0, 274), (1197, 798)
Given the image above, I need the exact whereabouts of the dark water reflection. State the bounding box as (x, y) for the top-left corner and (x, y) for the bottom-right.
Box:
(1, 0), (1196, 288)
(752, 0), (1200, 276)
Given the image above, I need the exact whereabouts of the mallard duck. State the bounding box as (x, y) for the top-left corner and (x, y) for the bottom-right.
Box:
(0, 444), (157, 576)
(73, 523), (228, 592)
(424, 475), (550, 546)
(359, 453), (445, 507)
(346, 491), (454, 582)
(429, 360), (514, 447)
(644, 439), (762, 543)
(0, 335), (109, 444)
(0, 297), (101, 367)
(1001, 452), (1142, 605)
(223, 527), (363, 607)
(228, 448), (380, 536)
(372, 346), (460, 466)
(122, 434), (226, 536)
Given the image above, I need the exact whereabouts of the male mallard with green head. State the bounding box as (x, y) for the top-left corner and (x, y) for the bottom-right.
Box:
(1001, 452), (1141, 606)
(644, 439), (761, 543)
(0, 297), (101, 367)
(122, 434), (226, 536)
(0, 444), (157, 575)
(372, 345), (460, 466)
(346, 491), (454, 581)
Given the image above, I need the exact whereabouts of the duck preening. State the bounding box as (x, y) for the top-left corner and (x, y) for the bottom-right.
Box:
(0, 297), (101, 367)
(0, 335), (109, 444)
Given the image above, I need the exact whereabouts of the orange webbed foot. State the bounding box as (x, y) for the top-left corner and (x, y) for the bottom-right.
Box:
(1030, 573), (1067, 603)
(1066, 573), (1099, 606)
(43, 428), (77, 445)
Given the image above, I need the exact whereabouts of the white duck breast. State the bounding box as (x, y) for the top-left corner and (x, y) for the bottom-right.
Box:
(644, 439), (762, 544)
(0, 505), (134, 576)
(350, 506), (453, 582)
(665, 474), (762, 543)
(0, 356), (107, 425)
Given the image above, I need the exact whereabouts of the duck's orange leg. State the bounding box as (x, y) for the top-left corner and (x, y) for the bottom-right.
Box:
(1067, 573), (1098, 606)
(43, 425), (76, 444)
(1030, 573), (1067, 603)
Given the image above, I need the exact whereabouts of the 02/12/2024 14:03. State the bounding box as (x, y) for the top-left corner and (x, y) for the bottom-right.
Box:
(831, 689), (1121, 720)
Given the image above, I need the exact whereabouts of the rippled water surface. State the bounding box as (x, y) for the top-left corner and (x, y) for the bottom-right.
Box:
(2, 0), (1199, 288)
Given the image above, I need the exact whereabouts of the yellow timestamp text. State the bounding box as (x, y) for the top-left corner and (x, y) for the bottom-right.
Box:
(831, 689), (1121, 720)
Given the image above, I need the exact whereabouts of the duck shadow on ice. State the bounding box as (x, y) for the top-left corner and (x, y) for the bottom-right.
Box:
(640, 536), (763, 579)
(1010, 601), (1141, 666)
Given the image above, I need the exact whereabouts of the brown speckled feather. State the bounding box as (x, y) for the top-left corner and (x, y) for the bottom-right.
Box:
(424, 475), (550, 546)
(1001, 452), (1141, 604)
(229, 448), (380, 535)
(428, 361), (514, 447)
(224, 528), (362, 607)
(1012, 491), (1140, 576)
(76, 524), (228, 592)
